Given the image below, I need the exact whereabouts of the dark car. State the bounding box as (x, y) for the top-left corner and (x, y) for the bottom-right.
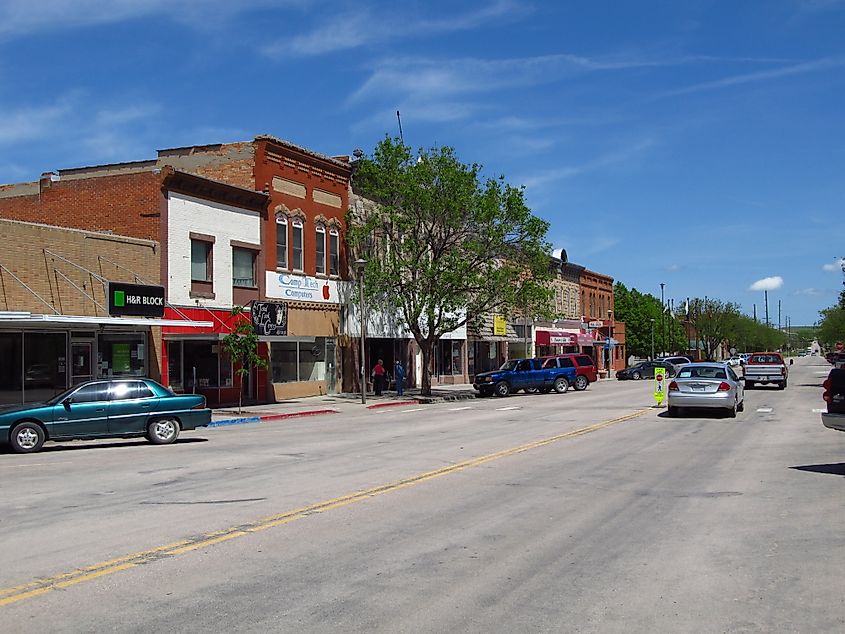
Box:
(538, 354), (597, 390)
(1, 378), (211, 454)
(822, 368), (845, 432)
(617, 361), (677, 381)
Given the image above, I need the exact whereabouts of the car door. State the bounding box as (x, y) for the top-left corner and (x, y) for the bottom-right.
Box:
(107, 381), (159, 435)
(51, 382), (111, 438)
(513, 359), (534, 390)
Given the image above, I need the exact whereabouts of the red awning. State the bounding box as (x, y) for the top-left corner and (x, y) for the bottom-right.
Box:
(535, 330), (578, 346)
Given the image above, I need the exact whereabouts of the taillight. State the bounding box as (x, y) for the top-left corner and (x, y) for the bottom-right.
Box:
(717, 382), (731, 391)
(780, 367), (786, 376)
(823, 378), (831, 403)
(669, 381), (679, 391)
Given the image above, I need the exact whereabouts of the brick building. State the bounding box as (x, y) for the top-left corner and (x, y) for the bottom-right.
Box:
(579, 268), (625, 374)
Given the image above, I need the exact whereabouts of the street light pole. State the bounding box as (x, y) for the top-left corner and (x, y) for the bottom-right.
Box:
(607, 309), (613, 377)
(660, 282), (665, 357)
(355, 258), (367, 405)
(650, 318), (655, 360)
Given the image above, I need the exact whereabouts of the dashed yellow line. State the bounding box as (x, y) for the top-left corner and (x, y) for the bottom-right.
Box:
(0, 408), (647, 607)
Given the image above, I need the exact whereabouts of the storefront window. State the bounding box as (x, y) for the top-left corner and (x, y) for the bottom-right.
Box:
(271, 342), (298, 382)
(168, 341), (183, 390)
(183, 340), (220, 388)
(98, 333), (146, 378)
(24, 332), (68, 402)
(436, 340), (463, 375)
(0, 332), (23, 404)
(271, 339), (330, 383)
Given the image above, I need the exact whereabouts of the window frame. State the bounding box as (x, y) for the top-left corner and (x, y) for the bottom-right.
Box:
(232, 246), (257, 289)
(275, 216), (288, 271)
(329, 228), (340, 276)
(315, 224), (326, 276)
(190, 234), (215, 299)
(291, 219), (304, 272)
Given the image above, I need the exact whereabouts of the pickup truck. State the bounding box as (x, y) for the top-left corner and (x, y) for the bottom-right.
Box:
(744, 352), (788, 390)
(473, 358), (577, 397)
(822, 368), (845, 432)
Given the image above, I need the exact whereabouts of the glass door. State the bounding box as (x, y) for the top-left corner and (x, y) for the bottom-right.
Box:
(71, 341), (93, 386)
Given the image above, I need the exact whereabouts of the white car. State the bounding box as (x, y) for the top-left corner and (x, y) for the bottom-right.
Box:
(726, 356), (744, 367)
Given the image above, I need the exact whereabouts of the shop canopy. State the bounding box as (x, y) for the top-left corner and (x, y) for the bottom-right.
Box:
(535, 329), (579, 346)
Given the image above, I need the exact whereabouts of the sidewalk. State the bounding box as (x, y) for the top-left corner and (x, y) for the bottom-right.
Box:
(210, 384), (478, 427)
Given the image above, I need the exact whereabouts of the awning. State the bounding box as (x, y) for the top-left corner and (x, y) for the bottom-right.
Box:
(535, 330), (578, 346)
(0, 311), (212, 328)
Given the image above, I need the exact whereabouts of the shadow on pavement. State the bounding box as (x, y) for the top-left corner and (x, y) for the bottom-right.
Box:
(35, 437), (209, 453)
(790, 463), (845, 477)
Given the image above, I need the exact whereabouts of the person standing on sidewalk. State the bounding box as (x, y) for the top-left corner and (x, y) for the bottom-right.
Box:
(394, 360), (406, 396)
(372, 359), (386, 396)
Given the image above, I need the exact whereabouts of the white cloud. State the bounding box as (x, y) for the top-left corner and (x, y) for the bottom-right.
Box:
(660, 56), (845, 97)
(822, 258), (845, 272)
(667, 263), (682, 272)
(263, 0), (528, 58)
(749, 276), (784, 291)
(794, 288), (828, 296)
(0, 96), (79, 144)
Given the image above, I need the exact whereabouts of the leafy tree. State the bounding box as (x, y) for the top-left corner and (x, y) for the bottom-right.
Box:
(614, 282), (685, 359)
(818, 306), (845, 349)
(348, 137), (552, 395)
(221, 306), (268, 413)
(688, 297), (741, 360)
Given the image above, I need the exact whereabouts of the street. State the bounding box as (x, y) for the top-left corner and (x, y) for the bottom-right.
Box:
(1, 357), (843, 632)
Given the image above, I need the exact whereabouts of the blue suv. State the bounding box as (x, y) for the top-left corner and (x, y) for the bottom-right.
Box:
(473, 358), (577, 397)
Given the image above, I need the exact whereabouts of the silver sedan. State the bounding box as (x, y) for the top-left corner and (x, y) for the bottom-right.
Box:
(667, 362), (745, 418)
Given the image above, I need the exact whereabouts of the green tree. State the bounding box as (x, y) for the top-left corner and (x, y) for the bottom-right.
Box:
(688, 297), (741, 360)
(221, 306), (268, 413)
(614, 282), (686, 359)
(348, 137), (552, 396)
(818, 306), (845, 349)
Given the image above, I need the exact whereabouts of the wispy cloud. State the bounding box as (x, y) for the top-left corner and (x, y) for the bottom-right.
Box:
(0, 0), (295, 39)
(518, 139), (655, 190)
(660, 56), (845, 97)
(822, 258), (845, 272)
(262, 0), (528, 58)
(0, 95), (80, 144)
(794, 287), (829, 296)
(749, 276), (784, 291)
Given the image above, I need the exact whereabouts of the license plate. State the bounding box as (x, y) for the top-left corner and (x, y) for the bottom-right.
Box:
(692, 387), (706, 392)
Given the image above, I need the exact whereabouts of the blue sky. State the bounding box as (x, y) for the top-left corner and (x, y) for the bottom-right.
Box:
(1, 0), (843, 325)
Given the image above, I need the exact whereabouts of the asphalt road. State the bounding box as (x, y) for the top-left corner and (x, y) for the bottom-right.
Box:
(1, 357), (843, 632)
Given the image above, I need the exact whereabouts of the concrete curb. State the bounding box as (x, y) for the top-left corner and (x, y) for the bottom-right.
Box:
(366, 400), (419, 409)
(209, 409), (339, 428)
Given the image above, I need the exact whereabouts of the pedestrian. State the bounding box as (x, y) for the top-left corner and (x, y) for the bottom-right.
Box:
(372, 359), (386, 396)
(394, 359), (406, 396)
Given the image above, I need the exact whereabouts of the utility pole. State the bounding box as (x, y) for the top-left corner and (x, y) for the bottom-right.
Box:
(778, 300), (781, 331)
(753, 304), (757, 322)
(764, 290), (769, 327)
(660, 282), (665, 357)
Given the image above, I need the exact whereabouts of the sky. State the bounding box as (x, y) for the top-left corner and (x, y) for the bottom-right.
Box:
(1, 0), (843, 326)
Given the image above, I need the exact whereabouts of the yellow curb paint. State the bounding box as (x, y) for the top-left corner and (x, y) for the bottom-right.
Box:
(0, 409), (647, 607)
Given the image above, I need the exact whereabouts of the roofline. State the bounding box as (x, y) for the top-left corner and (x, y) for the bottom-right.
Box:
(254, 135), (352, 172)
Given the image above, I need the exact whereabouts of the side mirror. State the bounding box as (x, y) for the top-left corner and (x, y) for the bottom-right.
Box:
(62, 397), (72, 407)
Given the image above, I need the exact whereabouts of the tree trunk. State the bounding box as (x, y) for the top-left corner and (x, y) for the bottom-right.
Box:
(419, 340), (433, 396)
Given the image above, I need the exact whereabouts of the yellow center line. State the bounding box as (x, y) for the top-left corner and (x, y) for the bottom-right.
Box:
(0, 409), (647, 607)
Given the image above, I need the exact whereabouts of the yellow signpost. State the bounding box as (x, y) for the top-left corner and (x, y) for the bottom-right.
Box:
(653, 367), (667, 407)
(493, 315), (507, 337)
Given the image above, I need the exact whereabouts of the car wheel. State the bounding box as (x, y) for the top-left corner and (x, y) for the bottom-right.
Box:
(494, 381), (510, 397)
(668, 406), (680, 417)
(727, 400), (737, 418)
(574, 375), (589, 391)
(9, 421), (45, 453)
(147, 418), (180, 445)
(737, 399), (744, 412)
(553, 377), (569, 394)
(632, 371), (641, 380)
(779, 380), (787, 390)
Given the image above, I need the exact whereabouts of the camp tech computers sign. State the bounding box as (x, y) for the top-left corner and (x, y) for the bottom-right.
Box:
(108, 282), (165, 318)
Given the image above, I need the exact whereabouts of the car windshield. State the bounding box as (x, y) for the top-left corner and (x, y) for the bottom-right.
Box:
(677, 366), (727, 380)
(750, 354), (780, 363)
(499, 360), (519, 371)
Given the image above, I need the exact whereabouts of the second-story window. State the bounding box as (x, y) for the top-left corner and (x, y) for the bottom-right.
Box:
(232, 248), (256, 288)
(329, 228), (339, 276)
(191, 239), (212, 282)
(276, 217), (288, 270)
(315, 225), (326, 275)
(292, 219), (303, 271)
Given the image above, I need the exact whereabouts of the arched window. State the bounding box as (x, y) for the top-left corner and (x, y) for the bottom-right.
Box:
(329, 228), (340, 276)
(292, 218), (304, 271)
(315, 224), (326, 275)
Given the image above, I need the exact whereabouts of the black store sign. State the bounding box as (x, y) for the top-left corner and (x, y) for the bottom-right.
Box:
(251, 301), (288, 336)
(108, 282), (166, 317)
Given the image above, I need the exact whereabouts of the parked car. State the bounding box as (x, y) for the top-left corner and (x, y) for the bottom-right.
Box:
(1, 378), (211, 454)
(822, 368), (845, 432)
(667, 362), (745, 418)
(538, 353), (597, 390)
(726, 356), (744, 368)
(617, 361), (677, 381)
(744, 352), (788, 389)
(473, 358), (576, 397)
(656, 356), (693, 368)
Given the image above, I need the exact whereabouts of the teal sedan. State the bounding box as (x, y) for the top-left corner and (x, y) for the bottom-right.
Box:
(1, 379), (211, 453)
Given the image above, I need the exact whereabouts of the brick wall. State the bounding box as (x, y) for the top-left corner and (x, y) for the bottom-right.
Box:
(0, 171), (162, 241)
(0, 219), (159, 315)
(158, 142), (256, 190)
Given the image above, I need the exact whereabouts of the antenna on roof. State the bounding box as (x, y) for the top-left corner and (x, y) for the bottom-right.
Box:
(396, 110), (404, 145)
